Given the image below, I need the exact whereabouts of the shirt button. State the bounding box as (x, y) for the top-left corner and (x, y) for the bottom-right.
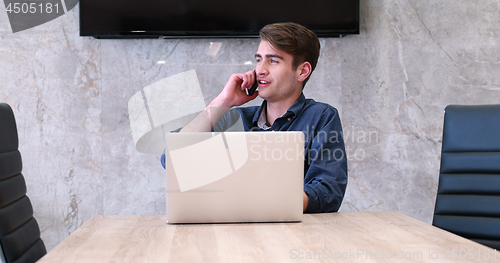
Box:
(287, 118), (291, 121)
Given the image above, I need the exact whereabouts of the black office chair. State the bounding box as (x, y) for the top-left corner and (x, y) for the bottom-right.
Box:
(0, 103), (46, 263)
(433, 104), (500, 250)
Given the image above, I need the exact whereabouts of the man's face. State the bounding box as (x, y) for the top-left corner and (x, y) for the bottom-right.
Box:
(255, 41), (303, 103)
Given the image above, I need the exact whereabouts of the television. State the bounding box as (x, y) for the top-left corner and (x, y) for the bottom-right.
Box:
(80, 0), (359, 39)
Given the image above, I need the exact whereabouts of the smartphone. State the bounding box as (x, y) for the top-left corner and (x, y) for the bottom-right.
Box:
(247, 70), (258, 96)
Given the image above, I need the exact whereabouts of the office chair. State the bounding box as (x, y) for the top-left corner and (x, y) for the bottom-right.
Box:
(433, 104), (500, 250)
(0, 103), (46, 263)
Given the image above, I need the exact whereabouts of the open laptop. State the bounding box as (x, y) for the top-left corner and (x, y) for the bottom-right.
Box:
(165, 131), (304, 223)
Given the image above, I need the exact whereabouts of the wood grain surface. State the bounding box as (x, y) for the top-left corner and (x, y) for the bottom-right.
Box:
(38, 212), (500, 262)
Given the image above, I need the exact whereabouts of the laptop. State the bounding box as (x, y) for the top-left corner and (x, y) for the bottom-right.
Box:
(165, 131), (304, 223)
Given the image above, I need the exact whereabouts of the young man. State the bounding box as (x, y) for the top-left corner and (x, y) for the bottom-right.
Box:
(163, 22), (347, 213)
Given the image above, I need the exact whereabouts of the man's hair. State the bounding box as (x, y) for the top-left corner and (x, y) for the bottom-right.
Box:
(259, 22), (321, 88)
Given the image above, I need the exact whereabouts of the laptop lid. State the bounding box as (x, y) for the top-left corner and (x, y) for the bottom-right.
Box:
(165, 131), (304, 223)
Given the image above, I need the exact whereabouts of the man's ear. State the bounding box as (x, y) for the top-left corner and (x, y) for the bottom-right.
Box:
(297, 62), (312, 83)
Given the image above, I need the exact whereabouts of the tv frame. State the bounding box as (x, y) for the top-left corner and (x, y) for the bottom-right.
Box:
(80, 1), (359, 39)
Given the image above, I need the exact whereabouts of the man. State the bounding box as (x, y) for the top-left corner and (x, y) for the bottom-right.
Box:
(162, 22), (347, 213)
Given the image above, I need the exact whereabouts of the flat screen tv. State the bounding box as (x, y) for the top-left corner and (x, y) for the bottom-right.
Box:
(80, 0), (359, 38)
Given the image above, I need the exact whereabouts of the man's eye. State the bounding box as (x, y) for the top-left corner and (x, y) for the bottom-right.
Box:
(271, 59), (278, 63)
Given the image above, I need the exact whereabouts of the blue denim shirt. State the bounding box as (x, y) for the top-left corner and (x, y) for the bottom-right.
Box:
(161, 93), (348, 213)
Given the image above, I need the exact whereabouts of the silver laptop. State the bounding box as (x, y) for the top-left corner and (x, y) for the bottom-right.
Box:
(165, 131), (304, 223)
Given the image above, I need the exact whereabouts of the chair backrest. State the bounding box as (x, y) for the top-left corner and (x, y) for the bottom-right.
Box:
(433, 104), (500, 250)
(0, 103), (46, 263)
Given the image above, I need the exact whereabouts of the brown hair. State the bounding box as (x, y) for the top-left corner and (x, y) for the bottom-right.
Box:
(259, 22), (320, 87)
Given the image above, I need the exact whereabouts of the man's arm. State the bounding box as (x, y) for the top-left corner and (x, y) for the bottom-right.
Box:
(303, 107), (348, 213)
(161, 70), (258, 169)
(180, 71), (259, 132)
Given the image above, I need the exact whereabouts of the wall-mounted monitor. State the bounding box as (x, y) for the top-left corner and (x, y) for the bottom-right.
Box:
(80, 0), (359, 39)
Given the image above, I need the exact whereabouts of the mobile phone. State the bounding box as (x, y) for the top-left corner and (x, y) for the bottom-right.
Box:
(247, 70), (258, 96)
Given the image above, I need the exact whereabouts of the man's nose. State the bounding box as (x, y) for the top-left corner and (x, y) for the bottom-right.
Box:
(255, 63), (268, 76)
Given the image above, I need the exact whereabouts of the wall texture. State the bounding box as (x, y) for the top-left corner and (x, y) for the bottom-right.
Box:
(0, 0), (499, 250)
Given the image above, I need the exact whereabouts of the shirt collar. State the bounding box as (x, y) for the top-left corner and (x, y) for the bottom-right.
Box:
(286, 92), (307, 118)
(252, 93), (307, 129)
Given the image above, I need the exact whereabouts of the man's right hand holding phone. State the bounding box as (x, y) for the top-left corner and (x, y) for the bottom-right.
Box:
(181, 69), (259, 132)
(211, 70), (259, 109)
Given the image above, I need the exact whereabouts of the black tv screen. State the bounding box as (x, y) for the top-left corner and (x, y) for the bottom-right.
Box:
(80, 0), (359, 38)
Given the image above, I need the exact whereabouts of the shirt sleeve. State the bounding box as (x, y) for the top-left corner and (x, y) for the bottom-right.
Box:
(303, 108), (348, 213)
(161, 110), (243, 169)
(212, 108), (245, 132)
(161, 127), (182, 169)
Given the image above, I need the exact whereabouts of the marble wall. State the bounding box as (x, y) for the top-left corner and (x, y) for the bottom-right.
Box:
(0, 0), (498, 250)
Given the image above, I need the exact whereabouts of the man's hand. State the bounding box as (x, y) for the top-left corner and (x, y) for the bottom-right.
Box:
(303, 191), (309, 212)
(212, 70), (259, 108)
(181, 70), (258, 132)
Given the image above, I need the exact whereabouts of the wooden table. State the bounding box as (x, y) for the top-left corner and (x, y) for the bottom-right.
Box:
(38, 212), (499, 262)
